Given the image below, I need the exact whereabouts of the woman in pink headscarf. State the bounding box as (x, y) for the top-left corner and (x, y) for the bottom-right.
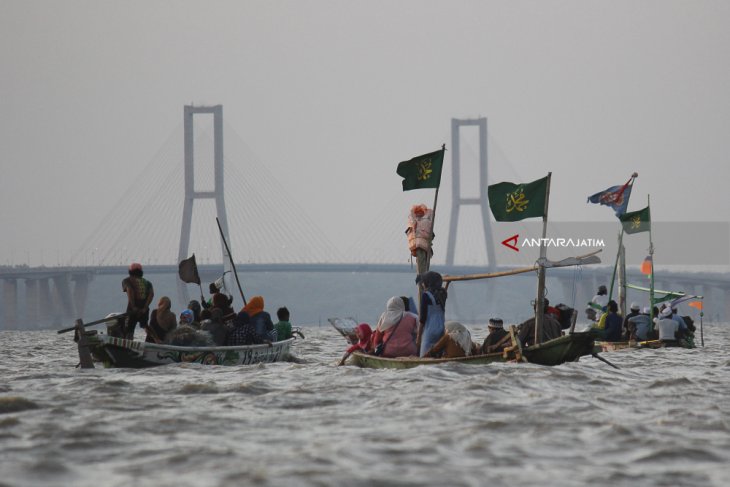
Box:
(338, 323), (372, 366)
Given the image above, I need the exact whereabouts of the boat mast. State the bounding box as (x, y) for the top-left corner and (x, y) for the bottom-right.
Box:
(534, 172), (552, 345)
(648, 194), (655, 329)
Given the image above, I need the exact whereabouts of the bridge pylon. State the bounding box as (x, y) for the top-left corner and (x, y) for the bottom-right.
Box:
(178, 105), (231, 305)
(445, 118), (496, 269)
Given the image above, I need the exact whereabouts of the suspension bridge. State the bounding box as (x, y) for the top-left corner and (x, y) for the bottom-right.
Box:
(2, 106), (728, 328)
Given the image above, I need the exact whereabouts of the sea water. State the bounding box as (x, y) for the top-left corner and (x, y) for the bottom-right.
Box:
(0, 322), (728, 487)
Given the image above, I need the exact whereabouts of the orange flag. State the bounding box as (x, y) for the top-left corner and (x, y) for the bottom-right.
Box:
(688, 301), (703, 311)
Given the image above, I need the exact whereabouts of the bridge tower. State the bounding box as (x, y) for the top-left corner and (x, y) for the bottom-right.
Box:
(178, 105), (231, 304)
(445, 118), (496, 269)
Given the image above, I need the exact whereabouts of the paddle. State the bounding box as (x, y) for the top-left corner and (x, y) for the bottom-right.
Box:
(591, 352), (620, 369)
(57, 313), (128, 334)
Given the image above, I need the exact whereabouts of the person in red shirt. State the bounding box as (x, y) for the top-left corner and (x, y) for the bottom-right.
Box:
(338, 323), (372, 366)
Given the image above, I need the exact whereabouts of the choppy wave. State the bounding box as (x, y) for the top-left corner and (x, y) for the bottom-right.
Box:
(0, 325), (728, 487)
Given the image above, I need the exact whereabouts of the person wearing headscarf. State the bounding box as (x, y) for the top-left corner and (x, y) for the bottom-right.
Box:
(481, 318), (510, 354)
(179, 309), (195, 327)
(144, 296), (177, 343)
(416, 271), (447, 357)
(226, 311), (268, 346)
(426, 321), (474, 359)
(370, 296), (418, 358)
(243, 296), (276, 341)
(338, 323), (373, 365)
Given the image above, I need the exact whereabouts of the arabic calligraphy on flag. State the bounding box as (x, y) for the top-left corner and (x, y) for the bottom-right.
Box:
(487, 176), (549, 222)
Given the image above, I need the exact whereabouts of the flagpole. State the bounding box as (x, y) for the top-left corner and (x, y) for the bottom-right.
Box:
(648, 195), (655, 330)
(216, 217), (247, 307)
(535, 172), (552, 345)
(425, 144), (446, 271)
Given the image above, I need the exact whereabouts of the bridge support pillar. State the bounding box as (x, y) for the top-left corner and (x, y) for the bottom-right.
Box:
(25, 279), (40, 327)
(39, 278), (53, 323)
(52, 274), (76, 320)
(72, 274), (91, 319)
(2, 279), (18, 329)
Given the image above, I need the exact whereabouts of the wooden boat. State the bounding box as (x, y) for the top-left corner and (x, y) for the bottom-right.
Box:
(332, 314), (596, 369)
(349, 331), (596, 369)
(80, 331), (296, 368)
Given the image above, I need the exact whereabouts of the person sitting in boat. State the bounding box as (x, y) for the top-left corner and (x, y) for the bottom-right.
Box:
(401, 296), (418, 316)
(656, 306), (679, 343)
(201, 308), (229, 346)
(226, 311), (271, 346)
(481, 318), (510, 354)
(586, 285), (609, 322)
(179, 309), (196, 328)
(143, 296), (177, 343)
(627, 307), (651, 341)
(517, 299), (563, 347)
(122, 262), (154, 340)
(602, 300), (623, 342)
(371, 296), (418, 358)
(210, 286), (235, 318)
(338, 323), (373, 366)
(187, 300), (203, 326)
(243, 296), (277, 341)
(622, 302), (642, 339)
(274, 307), (293, 341)
(426, 321), (475, 359)
(416, 271), (447, 357)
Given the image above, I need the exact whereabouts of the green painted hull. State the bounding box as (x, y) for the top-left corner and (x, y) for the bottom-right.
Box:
(350, 331), (596, 369)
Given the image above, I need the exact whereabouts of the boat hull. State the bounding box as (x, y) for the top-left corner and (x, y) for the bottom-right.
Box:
(350, 331), (596, 369)
(86, 334), (295, 368)
(594, 338), (695, 353)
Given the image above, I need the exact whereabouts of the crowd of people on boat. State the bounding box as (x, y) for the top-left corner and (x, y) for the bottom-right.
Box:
(338, 271), (581, 365)
(111, 263), (296, 347)
(587, 285), (695, 345)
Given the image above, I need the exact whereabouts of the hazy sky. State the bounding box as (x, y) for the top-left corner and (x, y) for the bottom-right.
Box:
(2, 1), (729, 266)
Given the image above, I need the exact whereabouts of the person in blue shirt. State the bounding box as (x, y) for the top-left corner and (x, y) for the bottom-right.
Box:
(603, 300), (623, 342)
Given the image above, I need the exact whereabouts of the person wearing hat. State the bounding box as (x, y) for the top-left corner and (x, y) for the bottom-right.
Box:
(122, 262), (154, 340)
(627, 306), (651, 341)
(655, 306), (679, 342)
(587, 285), (609, 323)
(622, 302), (642, 340)
(481, 318), (510, 354)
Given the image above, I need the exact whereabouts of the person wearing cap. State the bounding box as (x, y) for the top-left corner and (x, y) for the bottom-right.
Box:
(122, 263), (154, 340)
(627, 306), (651, 341)
(481, 318), (509, 354)
(622, 302), (642, 340)
(656, 306), (679, 342)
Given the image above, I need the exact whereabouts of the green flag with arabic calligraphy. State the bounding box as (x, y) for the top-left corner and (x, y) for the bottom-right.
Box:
(488, 176), (549, 222)
(619, 205), (651, 234)
(396, 149), (444, 191)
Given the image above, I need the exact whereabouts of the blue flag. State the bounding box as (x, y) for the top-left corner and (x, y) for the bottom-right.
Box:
(587, 178), (633, 216)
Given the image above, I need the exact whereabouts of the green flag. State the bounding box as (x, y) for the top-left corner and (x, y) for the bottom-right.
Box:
(396, 149), (444, 191)
(487, 176), (549, 221)
(619, 205), (651, 234)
